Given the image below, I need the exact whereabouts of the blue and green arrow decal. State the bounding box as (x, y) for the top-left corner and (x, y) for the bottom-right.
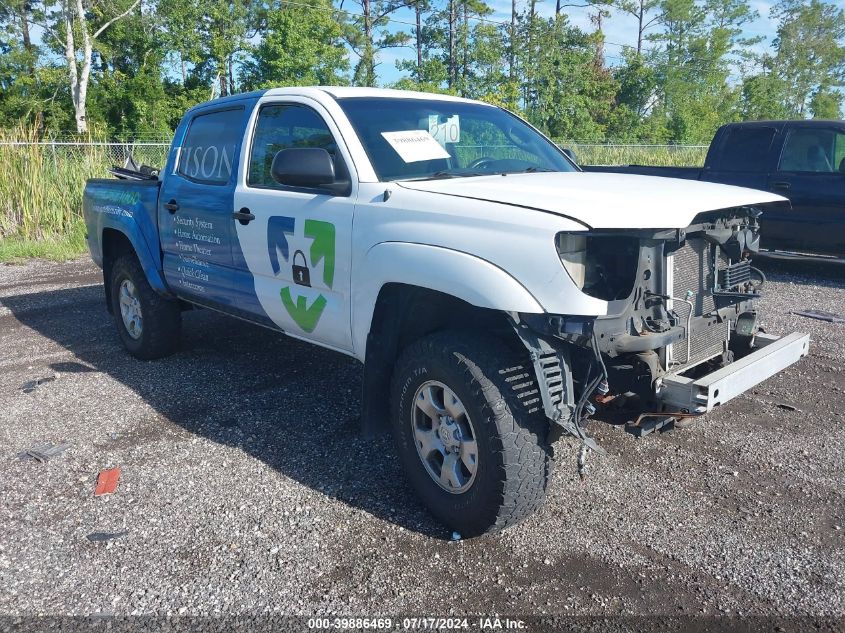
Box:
(267, 216), (335, 333)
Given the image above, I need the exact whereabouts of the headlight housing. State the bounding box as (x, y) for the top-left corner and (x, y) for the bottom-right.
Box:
(555, 232), (640, 301)
(555, 233), (586, 289)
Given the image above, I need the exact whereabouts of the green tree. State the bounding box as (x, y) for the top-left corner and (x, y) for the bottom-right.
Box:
(523, 15), (617, 140)
(809, 87), (843, 119)
(408, 0), (430, 81)
(738, 69), (791, 120)
(88, 3), (196, 138)
(158, 0), (256, 98)
(646, 0), (757, 142)
(738, 0), (844, 120)
(396, 0), (449, 87)
(32, 0), (143, 133)
(394, 0), (516, 105)
(607, 50), (659, 140)
(455, 0), (492, 92)
(241, 0), (349, 88)
(0, 1), (59, 130)
(603, 0), (662, 55)
(770, 0), (845, 116)
(461, 21), (514, 104)
(343, 0), (410, 86)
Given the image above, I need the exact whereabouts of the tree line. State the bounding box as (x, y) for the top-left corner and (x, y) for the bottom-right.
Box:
(1, 0), (843, 143)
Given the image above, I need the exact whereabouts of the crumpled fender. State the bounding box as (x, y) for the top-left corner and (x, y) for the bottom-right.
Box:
(351, 241), (543, 359)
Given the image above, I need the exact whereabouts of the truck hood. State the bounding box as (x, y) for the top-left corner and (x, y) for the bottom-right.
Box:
(397, 171), (787, 229)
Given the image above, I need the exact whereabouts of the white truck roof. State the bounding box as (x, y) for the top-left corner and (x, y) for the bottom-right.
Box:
(264, 86), (489, 105)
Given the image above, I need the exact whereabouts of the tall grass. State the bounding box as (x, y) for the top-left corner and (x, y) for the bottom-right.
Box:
(0, 126), (111, 260)
(562, 142), (708, 167)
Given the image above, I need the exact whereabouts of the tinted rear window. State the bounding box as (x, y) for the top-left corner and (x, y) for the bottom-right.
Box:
(178, 107), (245, 184)
(712, 127), (776, 172)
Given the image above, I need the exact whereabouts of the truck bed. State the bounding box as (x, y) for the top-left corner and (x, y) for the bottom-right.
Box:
(83, 178), (162, 269)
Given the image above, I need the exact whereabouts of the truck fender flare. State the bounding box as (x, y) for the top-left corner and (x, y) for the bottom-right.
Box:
(351, 241), (544, 358)
(100, 220), (169, 296)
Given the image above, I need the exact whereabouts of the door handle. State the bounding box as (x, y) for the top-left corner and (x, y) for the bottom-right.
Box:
(163, 200), (179, 213)
(233, 208), (256, 225)
(772, 181), (791, 190)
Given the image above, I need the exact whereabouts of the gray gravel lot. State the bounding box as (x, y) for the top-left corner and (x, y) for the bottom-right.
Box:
(0, 257), (843, 625)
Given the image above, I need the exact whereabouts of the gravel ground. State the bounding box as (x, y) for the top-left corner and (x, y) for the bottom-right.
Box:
(0, 257), (843, 629)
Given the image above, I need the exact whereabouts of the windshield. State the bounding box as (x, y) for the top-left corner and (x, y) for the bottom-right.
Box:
(336, 97), (576, 181)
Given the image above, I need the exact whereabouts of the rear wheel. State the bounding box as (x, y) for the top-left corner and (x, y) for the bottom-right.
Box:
(110, 254), (181, 360)
(390, 331), (552, 536)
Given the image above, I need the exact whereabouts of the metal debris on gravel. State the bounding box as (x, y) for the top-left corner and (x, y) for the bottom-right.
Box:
(86, 531), (129, 543)
(18, 442), (72, 463)
(20, 375), (56, 393)
(791, 309), (845, 324)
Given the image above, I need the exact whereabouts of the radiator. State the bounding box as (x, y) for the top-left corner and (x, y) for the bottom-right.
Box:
(668, 239), (729, 369)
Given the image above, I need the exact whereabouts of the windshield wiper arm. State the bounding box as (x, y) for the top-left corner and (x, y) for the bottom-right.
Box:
(425, 171), (461, 180)
(512, 166), (555, 174)
(408, 170), (488, 181)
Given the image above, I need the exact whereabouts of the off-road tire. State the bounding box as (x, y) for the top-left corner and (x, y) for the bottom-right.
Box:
(391, 330), (552, 536)
(110, 254), (181, 360)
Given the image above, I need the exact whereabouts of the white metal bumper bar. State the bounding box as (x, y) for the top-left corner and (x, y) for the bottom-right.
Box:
(659, 332), (810, 414)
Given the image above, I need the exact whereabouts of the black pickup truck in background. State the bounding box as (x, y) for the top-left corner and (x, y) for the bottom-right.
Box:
(582, 120), (845, 257)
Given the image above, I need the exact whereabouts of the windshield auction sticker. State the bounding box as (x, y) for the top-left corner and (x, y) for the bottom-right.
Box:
(428, 114), (460, 146)
(381, 130), (451, 163)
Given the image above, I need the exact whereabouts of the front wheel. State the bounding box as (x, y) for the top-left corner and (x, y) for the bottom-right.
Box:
(390, 331), (552, 536)
(110, 254), (181, 360)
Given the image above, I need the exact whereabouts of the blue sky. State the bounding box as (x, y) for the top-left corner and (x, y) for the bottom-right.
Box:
(374, 0), (781, 84)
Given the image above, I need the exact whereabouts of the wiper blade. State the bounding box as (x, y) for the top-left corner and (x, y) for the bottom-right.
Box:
(425, 171), (461, 180)
(408, 170), (489, 181)
(512, 166), (555, 174)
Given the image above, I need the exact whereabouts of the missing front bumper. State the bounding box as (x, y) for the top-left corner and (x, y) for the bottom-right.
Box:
(658, 332), (810, 414)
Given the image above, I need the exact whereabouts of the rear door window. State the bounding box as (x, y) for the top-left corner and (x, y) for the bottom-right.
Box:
(178, 108), (245, 185)
(778, 127), (845, 173)
(712, 126), (776, 172)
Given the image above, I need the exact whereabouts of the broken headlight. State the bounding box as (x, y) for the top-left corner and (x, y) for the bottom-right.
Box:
(556, 232), (640, 301)
(556, 233), (587, 289)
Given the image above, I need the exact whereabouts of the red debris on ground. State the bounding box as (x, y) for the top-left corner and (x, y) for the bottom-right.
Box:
(94, 467), (121, 496)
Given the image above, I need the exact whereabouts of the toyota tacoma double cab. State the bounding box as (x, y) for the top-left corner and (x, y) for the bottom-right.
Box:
(83, 87), (809, 536)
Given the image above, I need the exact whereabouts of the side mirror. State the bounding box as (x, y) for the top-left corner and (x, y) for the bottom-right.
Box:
(271, 148), (336, 189)
(562, 147), (578, 165)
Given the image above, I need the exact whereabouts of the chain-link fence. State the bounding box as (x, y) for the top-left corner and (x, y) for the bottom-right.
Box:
(0, 140), (710, 170)
(0, 141), (171, 170)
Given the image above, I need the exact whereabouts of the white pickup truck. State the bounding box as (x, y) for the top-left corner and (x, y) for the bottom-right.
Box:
(83, 87), (809, 536)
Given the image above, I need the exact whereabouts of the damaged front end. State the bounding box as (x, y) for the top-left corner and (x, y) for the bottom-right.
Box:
(513, 206), (809, 445)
